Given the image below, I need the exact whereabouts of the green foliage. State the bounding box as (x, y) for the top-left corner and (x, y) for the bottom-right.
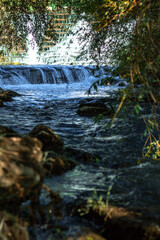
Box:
(143, 117), (160, 160)
(60, 0), (160, 98)
(78, 184), (113, 221)
(134, 104), (142, 116)
(145, 140), (160, 160)
(0, 0), (63, 62)
(62, 0), (160, 160)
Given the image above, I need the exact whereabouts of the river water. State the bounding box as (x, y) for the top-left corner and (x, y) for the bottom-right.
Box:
(0, 65), (160, 238)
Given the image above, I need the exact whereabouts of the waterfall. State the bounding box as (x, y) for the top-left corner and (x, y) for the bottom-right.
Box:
(16, 17), (110, 65)
(0, 65), (109, 85)
(22, 21), (40, 65)
(39, 20), (95, 65)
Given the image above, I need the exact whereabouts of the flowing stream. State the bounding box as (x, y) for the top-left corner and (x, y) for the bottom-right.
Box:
(0, 65), (160, 238)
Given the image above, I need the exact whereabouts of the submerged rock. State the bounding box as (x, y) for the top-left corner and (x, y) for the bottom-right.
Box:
(77, 100), (114, 117)
(0, 211), (29, 240)
(65, 147), (98, 163)
(29, 124), (64, 153)
(0, 136), (44, 210)
(43, 155), (76, 175)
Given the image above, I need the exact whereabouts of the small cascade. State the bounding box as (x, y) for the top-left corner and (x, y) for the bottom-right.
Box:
(0, 68), (28, 85)
(61, 67), (75, 83)
(77, 66), (90, 81)
(0, 65), (108, 85)
(36, 68), (47, 84)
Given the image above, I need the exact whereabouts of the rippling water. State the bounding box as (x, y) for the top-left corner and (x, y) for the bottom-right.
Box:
(1, 80), (160, 221)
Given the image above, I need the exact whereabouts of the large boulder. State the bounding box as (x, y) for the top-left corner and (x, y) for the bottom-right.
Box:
(29, 124), (64, 153)
(0, 136), (44, 210)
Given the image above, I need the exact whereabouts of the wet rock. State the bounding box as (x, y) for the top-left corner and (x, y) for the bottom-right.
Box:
(43, 155), (76, 175)
(29, 124), (64, 153)
(79, 100), (107, 108)
(65, 147), (98, 164)
(77, 98), (98, 107)
(4, 90), (22, 97)
(0, 100), (4, 107)
(0, 136), (44, 210)
(0, 211), (29, 240)
(77, 105), (107, 116)
(43, 147), (97, 175)
(0, 92), (13, 101)
(0, 89), (21, 102)
(0, 125), (19, 137)
(77, 100), (114, 117)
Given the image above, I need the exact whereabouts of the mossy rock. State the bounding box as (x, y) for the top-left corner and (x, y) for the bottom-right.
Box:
(43, 154), (76, 175)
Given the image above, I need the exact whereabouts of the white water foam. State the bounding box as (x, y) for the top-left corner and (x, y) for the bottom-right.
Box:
(21, 19), (109, 65)
(23, 21), (40, 65)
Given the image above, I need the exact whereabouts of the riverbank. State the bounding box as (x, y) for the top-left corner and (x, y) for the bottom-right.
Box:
(1, 122), (160, 240)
